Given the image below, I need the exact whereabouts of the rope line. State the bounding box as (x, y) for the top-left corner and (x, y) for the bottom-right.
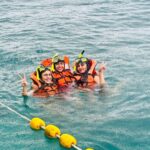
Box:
(0, 102), (86, 150)
(0, 102), (30, 122)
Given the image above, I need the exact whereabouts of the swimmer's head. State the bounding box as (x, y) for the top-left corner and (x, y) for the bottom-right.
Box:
(36, 65), (53, 83)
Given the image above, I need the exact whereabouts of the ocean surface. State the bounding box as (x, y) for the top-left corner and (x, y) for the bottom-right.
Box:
(0, 0), (150, 150)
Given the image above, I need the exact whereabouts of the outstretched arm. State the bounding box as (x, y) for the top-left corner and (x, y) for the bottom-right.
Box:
(21, 74), (28, 96)
(94, 63), (106, 87)
(98, 63), (106, 87)
(21, 74), (35, 96)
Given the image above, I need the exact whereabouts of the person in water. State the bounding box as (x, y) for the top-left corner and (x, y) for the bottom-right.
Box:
(73, 51), (106, 88)
(50, 54), (75, 91)
(21, 65), (58, 97)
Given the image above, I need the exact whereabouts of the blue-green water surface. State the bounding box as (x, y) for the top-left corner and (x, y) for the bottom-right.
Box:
(0, 0), (150, 150)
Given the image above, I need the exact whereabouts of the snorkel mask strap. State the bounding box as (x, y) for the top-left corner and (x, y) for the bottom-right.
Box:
(73, 63), (77, 72)
(51, 53), (58, 72)
(36, 66), (40, 80)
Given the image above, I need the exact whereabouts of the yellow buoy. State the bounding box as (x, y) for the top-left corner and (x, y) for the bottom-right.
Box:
(86, 148), (94, 150)
(45, 124), (61, 138)
(30, 118), (46, 130)
(60, 134), (77, 148)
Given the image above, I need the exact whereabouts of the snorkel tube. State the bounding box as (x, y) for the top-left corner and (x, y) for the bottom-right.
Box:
(78, 50), (85, 59)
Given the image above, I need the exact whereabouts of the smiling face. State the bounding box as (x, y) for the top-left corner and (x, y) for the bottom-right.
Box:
(77, 62), (87, 74)
(55, 61), (65, 72)
(41, 70), (53, 84)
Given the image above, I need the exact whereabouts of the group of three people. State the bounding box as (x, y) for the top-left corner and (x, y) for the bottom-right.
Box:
(21, 51), (106, 98)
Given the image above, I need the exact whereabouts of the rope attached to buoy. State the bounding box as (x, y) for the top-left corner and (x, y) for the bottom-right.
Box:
(0, 102), (30, 122)
(0, 102), (94, 150)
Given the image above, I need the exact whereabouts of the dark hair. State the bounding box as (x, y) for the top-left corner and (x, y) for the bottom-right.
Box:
(76, 60), (90, 74)
(39, 69), (50, 79)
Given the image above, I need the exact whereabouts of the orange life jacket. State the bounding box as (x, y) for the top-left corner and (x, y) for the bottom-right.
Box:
(40, 58), (52, 67)
(30, 72), (58, 97)
(52, 69), (74, 87)
(73, 73), (96, 87)
(73, 59), (97, 87)
(49, 56), (74, 87)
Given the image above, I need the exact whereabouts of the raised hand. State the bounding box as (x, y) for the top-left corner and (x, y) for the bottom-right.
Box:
(18, 73), (28, 87)
(99, 63), (106, 73)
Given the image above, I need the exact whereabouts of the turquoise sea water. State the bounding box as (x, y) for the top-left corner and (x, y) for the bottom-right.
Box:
(0, 0), (150, 150)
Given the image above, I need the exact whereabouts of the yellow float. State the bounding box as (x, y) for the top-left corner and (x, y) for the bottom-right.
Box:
(60, 134), (77, 148)
(0, 102), (95, 150)
(30, 117), (46, 130)
(45, 124), (61, 138)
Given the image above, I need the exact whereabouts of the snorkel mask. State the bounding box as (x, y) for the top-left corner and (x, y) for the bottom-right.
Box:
(73, 50), (89, 72)
(51, 54), (64, 72)
(36, 65), (51, 80)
